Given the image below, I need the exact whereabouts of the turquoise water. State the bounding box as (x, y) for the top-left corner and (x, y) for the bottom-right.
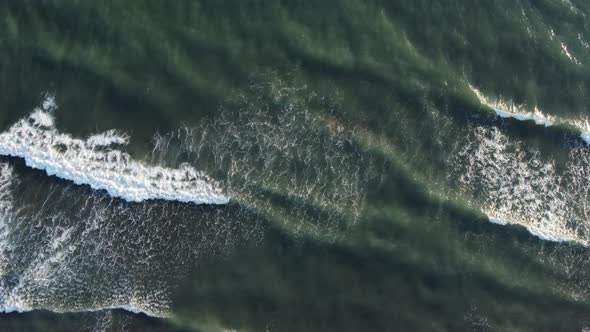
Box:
(1, 1), (590, 331)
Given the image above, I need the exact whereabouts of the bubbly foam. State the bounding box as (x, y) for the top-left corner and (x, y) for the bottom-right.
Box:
(469, 84), (590, 146)
(0, 161), (250, 318)
(0, 163), (16, 308)
(0, 167), (253, 319)
(451, 125), (590, 246)
(86, 130), (130, 148)
(0, 97), (228, 205)
(0, 304), (162, 317)
(149, 78), (374, 238)
(469, 84), (555, 127)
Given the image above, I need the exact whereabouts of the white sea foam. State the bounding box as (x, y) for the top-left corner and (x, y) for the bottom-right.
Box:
(86, 130), (130, 147)
(469, 84), (590, 145)
(548, 28), (581, 65)
(452, 125), (590, 247)
(151, 78), (374, 238)
(0, 305), (30, 314)
(0, 96), (228, 205)
(580, 132), (590, 145)
(470, 84), (555, 127)
(0, 304), (163, 318)
(30, 109), (55, 127)
(487, 217), (508, 226)
(488, 215), (566, 244)
(41, 94), (57, 111)
(560, 41), (581, 65)
(0, 184), (172, 319)
(0, 149), (249, 321)
(493, 108), (554, 127)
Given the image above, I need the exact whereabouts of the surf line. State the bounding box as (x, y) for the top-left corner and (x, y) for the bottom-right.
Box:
(469, 84), (590, 146)
(0, 96), (228, 205)
(466, 86), (590, 247)
(0, 303), (168, 318)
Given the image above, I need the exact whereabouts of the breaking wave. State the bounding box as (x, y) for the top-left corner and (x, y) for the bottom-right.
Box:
(0, 95), (227, 205)
(0, 159), (261, 318)
(469, 84), (590, 145)
(469, 85), (555, 127)
(0, 83), (372, 317)
(459, 85), (590, 246)
(450, 125), (590, 246)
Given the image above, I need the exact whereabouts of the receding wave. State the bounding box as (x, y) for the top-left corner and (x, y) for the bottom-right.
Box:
(0, 95), (227, 205)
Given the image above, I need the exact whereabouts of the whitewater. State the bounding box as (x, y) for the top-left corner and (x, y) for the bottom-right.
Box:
(453, 85), (590, 247)
(0, 162), (168, 318)
(469, 84), (590, 145)
(0, 96), (228, 205)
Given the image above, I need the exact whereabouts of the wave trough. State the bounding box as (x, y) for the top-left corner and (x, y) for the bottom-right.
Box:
(0, 96), (228, 205)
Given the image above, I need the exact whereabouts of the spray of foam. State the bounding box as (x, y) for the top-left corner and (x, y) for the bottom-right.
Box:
(469, 84), (590, 146)
(0, 95), (227, 205)
(450, 125), (590, 246)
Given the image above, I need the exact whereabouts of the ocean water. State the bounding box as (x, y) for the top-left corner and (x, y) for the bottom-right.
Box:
(2, 1), (590, 331)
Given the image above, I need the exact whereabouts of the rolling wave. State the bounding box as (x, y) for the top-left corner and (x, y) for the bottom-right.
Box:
(0, 82), (371, 318)
(0, 96), (227, 205)
(456, 85), (590, 247)
(470, 84), (590, 145)
(0, 303), (161, 319)
(469, 85), (555, 127)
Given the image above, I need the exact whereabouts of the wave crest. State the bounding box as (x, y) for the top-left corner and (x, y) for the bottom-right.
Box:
(0, 96), (228, 205)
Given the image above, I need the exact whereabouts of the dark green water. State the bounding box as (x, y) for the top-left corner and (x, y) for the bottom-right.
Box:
(1, 1), (590, 331)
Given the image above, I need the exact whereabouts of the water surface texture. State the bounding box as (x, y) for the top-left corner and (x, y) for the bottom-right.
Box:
(2, 1), (590, 331)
